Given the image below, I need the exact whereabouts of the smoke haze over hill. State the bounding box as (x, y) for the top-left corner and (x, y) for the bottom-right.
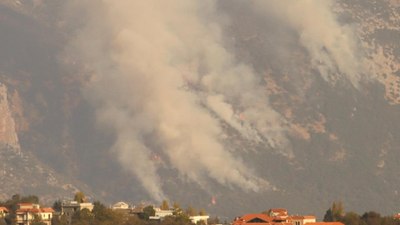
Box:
(250, 0), (371, 87)
(65, 0), (291, 201)
(64, 0), (376, 201)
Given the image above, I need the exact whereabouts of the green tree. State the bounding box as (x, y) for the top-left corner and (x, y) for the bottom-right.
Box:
(51, 214), (69, 225)
(199, 209), (206, 216)
(11, 194), (20, 202)
(161, 200), (170, 210)
(342, 212), (361, 225)
(71, 208), (93, 225)
(92, 201), (125, 225)
(123, 215), (146, 225)
(161, 216), (179, 225)
(20, 195), (39, 204)
(380, 216), (399, 225)
(74, 192), (86, 203)
(208, 217), (220, 225)
(174, 213), (191, 225)
(185, 206), (196, 216)
(173, 203), (183, 216)
(324, 202), (344, 222)
(140, 206), (155, 220)
(52, 200), (62, 212)
(4, 213), (15, 225)
(161, 214), (191, 225)
(7, 194), (21, 212)
(361, 211), (381, 225)
(31, 214), (46, 225)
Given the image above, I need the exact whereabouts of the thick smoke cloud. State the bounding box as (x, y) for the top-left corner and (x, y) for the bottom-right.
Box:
(251, 0), (369, 87)
(66, 0), (286, 201)
(66, 0), (367, 201)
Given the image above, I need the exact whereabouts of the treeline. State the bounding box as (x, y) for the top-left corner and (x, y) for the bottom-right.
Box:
(0, 193), (215, 225)
(4, 194), (400, 225)
(323, 202), (400, 225)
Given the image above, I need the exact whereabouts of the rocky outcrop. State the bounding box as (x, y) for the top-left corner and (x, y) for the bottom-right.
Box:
(0, 82), (20, 150)
(336, 0), (400, 104)
(0, 142), (87, 204)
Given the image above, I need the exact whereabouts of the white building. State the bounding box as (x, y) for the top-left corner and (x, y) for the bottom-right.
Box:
(111, 202), (130, 210)
(291, 215), (316, 225)
(190, 215), (210, 225)
(155, 208), (174, 218)
(149, 207), (174, 220)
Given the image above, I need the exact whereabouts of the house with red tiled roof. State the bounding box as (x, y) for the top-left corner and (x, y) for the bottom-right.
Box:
(232, 209), (338, 225)
(394, 213), (400, 220)
(0, 206), (9, 218)
(232, 214), (274, 225)
(15, 203), (54, 225)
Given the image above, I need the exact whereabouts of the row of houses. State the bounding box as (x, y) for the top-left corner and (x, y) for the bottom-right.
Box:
(2, 203), (400, 225)
(111, 201), (210, 224)
(232, 208), (341, 225)
(0, 200), (209, 225)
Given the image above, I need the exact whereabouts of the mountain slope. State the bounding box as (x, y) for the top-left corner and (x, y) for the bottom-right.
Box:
(0, 0), (399, 219)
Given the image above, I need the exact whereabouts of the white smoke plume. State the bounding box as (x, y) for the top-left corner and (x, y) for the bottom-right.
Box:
(251, 0), (369, 88)
(66, 0), (288, 200)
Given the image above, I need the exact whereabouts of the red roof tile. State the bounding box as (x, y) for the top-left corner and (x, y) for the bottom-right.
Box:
(16, 208), (54, 213)
(233, 213), (273, 225)
(241, 214), (272, 222)
(41, 208), (54, 213)
(18, 203), (34, 206)
(16, 208), (40, 213)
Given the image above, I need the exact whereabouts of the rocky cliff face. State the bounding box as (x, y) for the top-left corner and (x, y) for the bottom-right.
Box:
(0, 83), (19, 149)
(0, 1), (93, 203)
(0, 82), (85, 203)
